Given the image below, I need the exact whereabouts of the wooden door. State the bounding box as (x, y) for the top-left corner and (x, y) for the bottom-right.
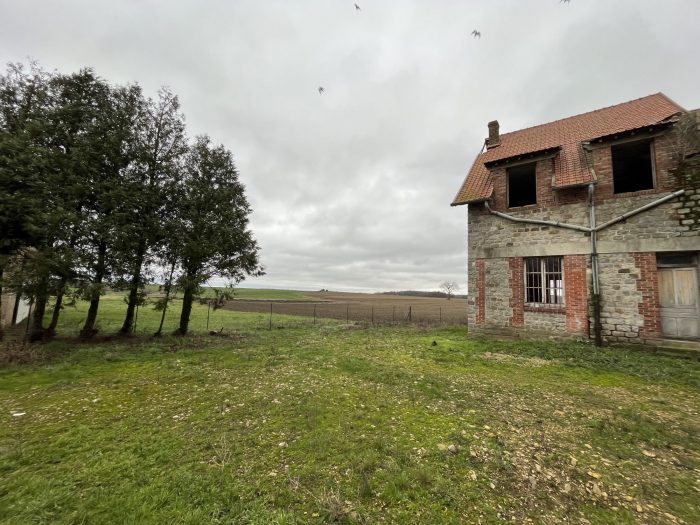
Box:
(658, 267), (700, 338)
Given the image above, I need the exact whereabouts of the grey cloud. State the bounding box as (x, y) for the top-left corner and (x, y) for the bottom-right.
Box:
(1, 0), (698, 292)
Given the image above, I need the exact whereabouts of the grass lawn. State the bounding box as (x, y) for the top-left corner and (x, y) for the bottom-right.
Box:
(0, 298), (699, 524)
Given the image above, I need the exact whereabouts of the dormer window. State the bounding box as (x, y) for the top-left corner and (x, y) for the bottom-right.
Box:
(612, 139), (655, 194)
(507, 162), (537, 208)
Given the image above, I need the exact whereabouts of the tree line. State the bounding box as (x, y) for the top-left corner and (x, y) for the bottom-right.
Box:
(0, 62), (263, 341)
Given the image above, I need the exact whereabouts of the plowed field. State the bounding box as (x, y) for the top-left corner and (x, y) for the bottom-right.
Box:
(222, 291), (468, 325)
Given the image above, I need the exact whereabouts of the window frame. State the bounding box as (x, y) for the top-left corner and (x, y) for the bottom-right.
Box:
(506, 161), (538, 208)
(523, 256), (565, 308)
(611, 138), (657, 195)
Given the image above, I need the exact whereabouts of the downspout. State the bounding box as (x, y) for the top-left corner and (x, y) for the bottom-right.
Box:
(588, 183), (603, 346)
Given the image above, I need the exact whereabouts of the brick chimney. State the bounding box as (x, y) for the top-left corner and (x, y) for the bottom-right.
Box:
(487, 120), (501, 149)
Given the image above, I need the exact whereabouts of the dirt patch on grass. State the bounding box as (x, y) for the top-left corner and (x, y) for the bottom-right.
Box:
(480, 351), (553, 367)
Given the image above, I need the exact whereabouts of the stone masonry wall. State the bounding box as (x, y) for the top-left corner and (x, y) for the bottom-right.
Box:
(523, 310), (566, 333)
(483, 258), (512, 327)
(465, 129), (698, 343)
(596, 253), (644, 342)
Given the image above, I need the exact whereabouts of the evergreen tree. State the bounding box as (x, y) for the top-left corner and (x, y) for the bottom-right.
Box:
(172, 136), (263, 335)
(118, 89), (186, 334)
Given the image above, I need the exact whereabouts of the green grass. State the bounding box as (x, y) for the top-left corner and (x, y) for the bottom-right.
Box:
(0, 299), (699, 524)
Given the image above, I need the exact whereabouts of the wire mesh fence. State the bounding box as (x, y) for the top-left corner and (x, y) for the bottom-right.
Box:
(0, 296), (469, 345)
(222, 300), (468, 328)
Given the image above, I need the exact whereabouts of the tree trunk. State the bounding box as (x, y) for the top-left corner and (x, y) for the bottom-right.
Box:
(80, 241), (107, 338)
(11, 291), (22, 325)
(175, 270), (195, 336)
(0, 266), (3, 341)
(119, 241), (146, 334)
(155, 259), (176, 336)
(47, 286), (65, 334)
(29, 275), (49, 342)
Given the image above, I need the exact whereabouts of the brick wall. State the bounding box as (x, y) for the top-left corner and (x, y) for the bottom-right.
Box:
(490, 158), (556, 212)
(564, 255), (588, 335)
(508, 257), (524, 327)
(633, 252), (662, 339)
(536, 159), (556, 208)
(487, 132), (684, 214)
(593, 132), (679, 201)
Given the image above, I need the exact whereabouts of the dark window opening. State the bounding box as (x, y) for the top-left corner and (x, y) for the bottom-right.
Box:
(507, 163), (537, 207)
(657, 252), (697, 267)
(525, 257), (564, 306)
(611, 140), (654, 194)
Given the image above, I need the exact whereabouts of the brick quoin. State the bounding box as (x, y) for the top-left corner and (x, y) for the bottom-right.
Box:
(633, 252), (661, 338)
(476, 259), (486, 324)
(508, 257), (524, 327)
(563, 255), (589, 335)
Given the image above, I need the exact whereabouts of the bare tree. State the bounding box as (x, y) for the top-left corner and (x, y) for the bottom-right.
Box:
(440, 281), (459, 300)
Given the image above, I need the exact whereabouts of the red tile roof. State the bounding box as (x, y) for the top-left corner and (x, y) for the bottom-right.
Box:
(452, 93), (685, 205)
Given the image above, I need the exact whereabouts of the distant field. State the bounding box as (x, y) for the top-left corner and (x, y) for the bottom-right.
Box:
(223, 290), (468, 325)
(228, 288), (315, 301)
(142, 285), (315, 301)
(87, 288), (466, 328)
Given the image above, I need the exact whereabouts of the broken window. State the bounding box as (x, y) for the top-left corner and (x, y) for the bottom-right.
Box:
(611, 140), (655, 194)
(525, 257), (564, 306)
(507, 162), (537, 207)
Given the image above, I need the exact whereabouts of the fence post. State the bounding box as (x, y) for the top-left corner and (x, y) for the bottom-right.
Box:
(371, 306), (374, 324)
(313, 304), (317, 324)
(439, 307), (442, 324)
(206, 302), (211, 331)
(392, 306), (395, 324)
(346, 303), (349, 324)
(408, 305), (412, 322)
(134, 304), (139, 334)
(269, 302), (272, 330)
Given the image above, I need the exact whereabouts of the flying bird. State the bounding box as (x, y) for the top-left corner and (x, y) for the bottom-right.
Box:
(560, 0), (570, 3)
(471, 30), (481, 38)
(318, 86), (325, 94)
(355, 3), (361, 10)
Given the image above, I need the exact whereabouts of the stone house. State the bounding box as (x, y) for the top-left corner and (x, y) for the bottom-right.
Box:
(452, 93), (699, 347)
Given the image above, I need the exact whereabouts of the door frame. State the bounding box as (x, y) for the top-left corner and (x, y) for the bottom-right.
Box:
(656, 252), (700, 340)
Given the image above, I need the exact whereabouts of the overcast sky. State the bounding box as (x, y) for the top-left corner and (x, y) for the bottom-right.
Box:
(2, 0), (699, 292)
